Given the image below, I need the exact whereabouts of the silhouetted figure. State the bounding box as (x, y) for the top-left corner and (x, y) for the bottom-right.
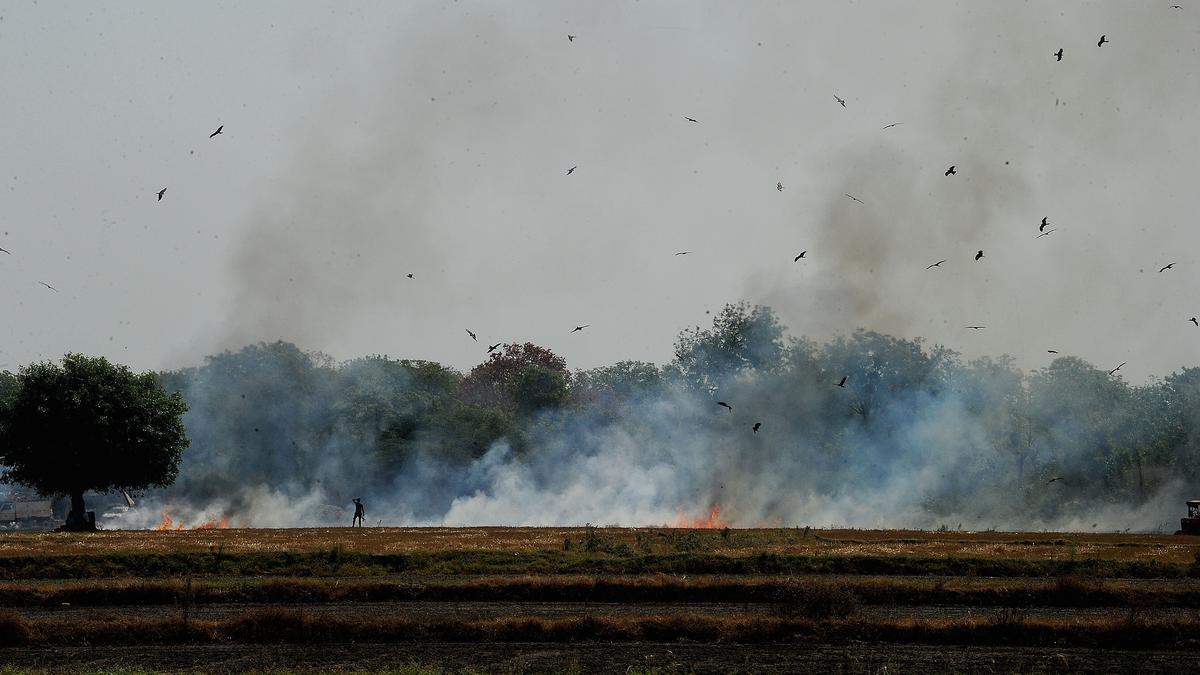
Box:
(1097, 35), (1108, 47)
(882, 123), (902, 129)
(1054, 48), (1063, 61)
(571, 324), (590, 333)
(406, 273), (414, 279)
(794, 251), (807, 261)
(0, 247), (9, 255)
(1159, 263), (1175, 272)
(352, 498), (365, 527)
(844, 193), (865, 204)
(1047, 477), (1062, 483)
(567, 166), (576, 175)
(1190, 317), (1198, 326)
(717, 401), (732, 412)
(39, 281), (57, 292)
(567, 35), (576, 41)
(488, 343), (502, 353)
(835, 376), (847, 388)
(1109, 362), (1126, 376)
(834, 94), (846, 108)
(777, 182), (783, 191)
(752, 422), (761, 433)
(675, 251), (690, 256)
(927, 259), (947, 269)
(1037, 229), (1056, 238)
(156, 188), (166, 201)
(965, 326), (985, 330)
(209, 125), (223, 138)
(466, 329), (477, 341)
(684, 116), (699, 123)
(974, 250), (984, 261)
(1040, 217), (1049, 232)
(945, 165), (956, 176)
(1048, 350), (1059, 354)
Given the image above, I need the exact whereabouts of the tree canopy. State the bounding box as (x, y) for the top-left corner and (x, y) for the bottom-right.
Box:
(0, 354), (189, 529)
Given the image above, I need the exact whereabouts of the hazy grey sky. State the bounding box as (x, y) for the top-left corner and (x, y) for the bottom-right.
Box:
(1, 1), (1196, 382)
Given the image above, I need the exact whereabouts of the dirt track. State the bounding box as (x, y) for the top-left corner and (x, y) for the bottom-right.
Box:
(1, 642), (1196, 673)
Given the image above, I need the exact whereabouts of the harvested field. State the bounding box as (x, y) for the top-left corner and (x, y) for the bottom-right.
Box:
(0, 526), (1196, 672)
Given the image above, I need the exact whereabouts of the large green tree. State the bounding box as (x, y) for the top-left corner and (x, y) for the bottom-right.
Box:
(0, 354), (189, 530)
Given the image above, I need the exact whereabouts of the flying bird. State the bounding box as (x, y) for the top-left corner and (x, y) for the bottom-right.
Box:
(488, 343), (502, 353)
(835, 376), (847, 388)
(465, 329), (477, 342)
(926, 259), (947, 269)
(1109, 362), (1126, 376)
(1047, 477), (1062, 483)
(1054, 48), (1063, 61)
(1159, 263), (1175, 272)
(0, 247), (9, 255)
(674, 251), (690, 256)
(1040, 217), (1049, 232)
(570, 324), (590, 333)
(945, 165), (956, 176)
(974, 250), (984, 261)
(209, 125), (223, 138)
(684, 116), (699, 123)
(1190, 317), (1198, 326)
(777, 182), (783, 191)
(406, 273), (414, 279)
(752, 422), (761, 433)
(567, 34), (576, 41)
(156, 188), (166, 201)
(844, 193), (865, 204)
(1172, 5), (1183, 8)
(1037, 229), (1057, 238)
(39, 282), (57, 292)
(1048, 350), (1059, 354)
(716, 401), (732, 412)
(566, 166), (576, 175)
(882, 122), (902, 129)
(1097, 34), (1107, 47)
(834, 94), (846, 108)
(965, 326), (985, 330)
(794, 251), (807, 262)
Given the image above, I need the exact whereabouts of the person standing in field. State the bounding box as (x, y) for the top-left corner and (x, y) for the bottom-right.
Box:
(352, 498), (365, 527)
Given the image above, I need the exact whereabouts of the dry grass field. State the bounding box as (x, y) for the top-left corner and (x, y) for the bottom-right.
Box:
(0, 526), (1196, 673)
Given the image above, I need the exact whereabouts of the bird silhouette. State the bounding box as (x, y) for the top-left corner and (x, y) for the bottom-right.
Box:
(39, 282), (57, 292)
(794, 251), (807, 262)
(406, 273), (414, 279)
(567, 34), (576, 41)
(1054, 48), (1063, 61)
(488, 343), (502, 353)
(567, 166), (576, 175)
(466, 329), (477, 341)
(835, 376), (847, 388)
(717, 401), (732, 412)
(1047, 477), (1062, 483)
(975, 250), (984, 261)
(684, 116), (699, 123)
(1172, 5), (1183, 8)
(1109, 362), (1126, 376)
(945, 165), (956, 176)
(570, 324), (590, 333)
(1037, 229), (1057, 238)
(844, 193), (865, 204)
(675, 251), (690, 256)
(0, 247), (9, 255)
(834, 94), (846, 108)
(1159, 263), (1175, 272)
(752, 422), (761, 433)
(777, 182), (783, 191)
(156, 188), (166, 201)
(926, 259), (947, 269)
(1097, 34), (1108, 47)
(965, 326), (985, 330)
(1190, 317), (1198, 326)
(1048, 350), (1059, 354)
(209, 125), (223, 138)
(1040, 217), (1049, 232)
(882, 122), (902, 129)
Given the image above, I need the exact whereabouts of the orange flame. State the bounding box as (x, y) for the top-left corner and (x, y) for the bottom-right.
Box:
(672, 503), (729, 529)
(156, 510), (229, 531)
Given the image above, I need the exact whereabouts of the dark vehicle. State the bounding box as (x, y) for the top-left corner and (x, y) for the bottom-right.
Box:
(1178, 500), (1200, 535)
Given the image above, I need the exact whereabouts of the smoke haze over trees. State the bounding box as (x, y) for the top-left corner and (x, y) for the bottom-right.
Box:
(65, 302), (1199, 531)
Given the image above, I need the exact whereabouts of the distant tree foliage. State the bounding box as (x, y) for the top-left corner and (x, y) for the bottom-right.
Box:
(0, 354), (189, 530)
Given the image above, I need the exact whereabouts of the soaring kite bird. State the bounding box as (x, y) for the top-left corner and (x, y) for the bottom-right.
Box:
(39, 282), (57, 292)
(1040, 217), (1049, 232)
(834, 94), (846, 108)
(965, 326), (985, 330)
(570, 325), (590, 333)
(465, 329), (477, 341)
(1160, 263), (1175, 272)
(945, 165), (956, 176)
(209, 125), (223, 138)
(927, 259), (947, 269)
(487, 343), (502, 353)
(717, 401), (733, 412)
(1048, 350), (1059, 354)
(1190, 317), (1198, 326)
(1054, 48), (1063, 61)
(975, 250), (984, 261)
(752, 422), (761, 433)
(156, 188), (166, 201)
(835, 376), (848, 388)
(844, 193), (865, 204)
(684, 116), (699, 123)
(777, 182), (783, 191)
(1097, 35), (1108, 47)
(1109, 362), (1126, 376)
(567, 35), (576, 41)
(882, 122), (902, 129)
(794, 251), (807, 262)
(566, 166), (576, 175)
(0, 247), (10, 255)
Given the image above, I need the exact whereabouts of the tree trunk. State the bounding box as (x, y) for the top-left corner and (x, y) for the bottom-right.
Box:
(61, 489), (95, 531)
